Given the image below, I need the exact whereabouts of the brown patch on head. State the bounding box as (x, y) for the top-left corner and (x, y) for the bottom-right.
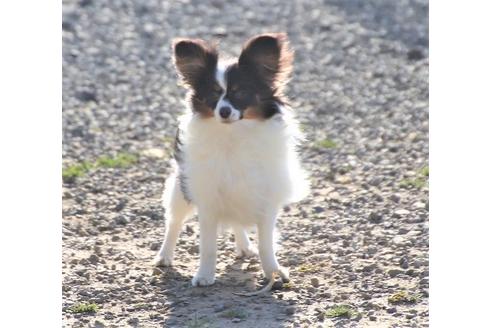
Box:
(238, 33), (293, 93)
(242, 107), (265, 120)
(190, 96), (214, 118)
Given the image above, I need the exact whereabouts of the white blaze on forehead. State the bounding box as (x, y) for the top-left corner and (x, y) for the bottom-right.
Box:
(213, 60), (241, 121)
(215, 61), (228, 90)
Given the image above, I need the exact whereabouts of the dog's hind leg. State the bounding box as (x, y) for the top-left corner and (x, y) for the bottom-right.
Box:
(232, 224), (258, 258)
(154, 173), (194, 266)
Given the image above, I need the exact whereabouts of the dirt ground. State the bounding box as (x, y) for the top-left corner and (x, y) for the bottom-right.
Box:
(62, 0), (429, 327)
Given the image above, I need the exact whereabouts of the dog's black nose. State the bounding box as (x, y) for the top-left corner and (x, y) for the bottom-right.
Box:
(219, 106), (231, 119)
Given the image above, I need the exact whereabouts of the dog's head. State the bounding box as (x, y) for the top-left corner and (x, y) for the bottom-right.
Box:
(173, 33), (293, 123)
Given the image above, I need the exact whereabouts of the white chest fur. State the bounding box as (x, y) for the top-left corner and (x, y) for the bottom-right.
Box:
(178, 109), (309, 224)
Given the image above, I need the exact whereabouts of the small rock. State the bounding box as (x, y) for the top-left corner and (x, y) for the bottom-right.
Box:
(386, 307), (397, 314)
(79, 0), (93, 7)
(94, 245), (102, 254)
(369, 316), (377, 321)
(127, 318), (139, 326)
(369, 177), (382, 186)
(399, 257), (409, 269)
(368, 211), (383, 223)
(398, 228), (410, 235)
(142, 148), (166, 159)
(394, 209), (410, 218)
(413, 201), (426, 209)
(188, 244), (199, 254)
(335, 175), (351, 184)
(115, 215), (130, 225)
(75, 90), (97, 103)
(285, 306), (296, 315)
(392, 236), (406, 246)
(362, 263), (377, 273)
(390, 194), (401, 203)
(388, 269), (404, 277)
(88, 254), (99, 264)
(310, 277), (320, 287)
(150, 242), (161, 251)
(407, 49), (424, 61)
(114, 199), (128, 212)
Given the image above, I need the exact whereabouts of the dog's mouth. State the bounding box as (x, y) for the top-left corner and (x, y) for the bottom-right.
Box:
(220, 118), (240, 124)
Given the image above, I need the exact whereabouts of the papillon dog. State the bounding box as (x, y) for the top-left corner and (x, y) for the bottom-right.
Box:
(154, 33), (309, 287)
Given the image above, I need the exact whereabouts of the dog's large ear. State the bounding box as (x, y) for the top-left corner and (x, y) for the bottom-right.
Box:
(173, 38), (218, 88)
(238, 33), (293, 90)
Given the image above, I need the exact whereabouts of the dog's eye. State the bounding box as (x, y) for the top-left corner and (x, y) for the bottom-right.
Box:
(232, 89), (248, 99)
(212, 85), (222, 94)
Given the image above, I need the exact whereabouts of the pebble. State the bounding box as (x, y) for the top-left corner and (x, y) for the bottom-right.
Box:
(88, 254), (99, 264)
(285, 306), (296, 315)
(310, 277), (320, 287)
(362, 263), (377, 273)
(388, 269), (404, 277)
(150, 242), (161, 251)
(407, 49), (424, 61)
(368, 211), (383, 223)
(394, 209), (410, 218)
(390, 194), (401, 203)
(115, 215), (130, 225)
(399, 257), (409, 269)
(387, 307), (397, 314)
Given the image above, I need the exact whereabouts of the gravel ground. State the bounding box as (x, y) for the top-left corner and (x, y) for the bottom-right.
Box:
(62, 0), (428, 327)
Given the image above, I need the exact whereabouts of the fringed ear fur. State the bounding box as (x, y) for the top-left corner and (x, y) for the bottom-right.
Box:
(172, 38), (218, 88)
(238, 33), (294, 91)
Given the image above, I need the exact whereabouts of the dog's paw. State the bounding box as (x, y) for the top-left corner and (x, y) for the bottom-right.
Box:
(153, 254), (173, 267)
(191, 274), (215, 287)
(236, 246), (258, 259)
(278, 267), (290, 283)
(264, 267), (290, 283)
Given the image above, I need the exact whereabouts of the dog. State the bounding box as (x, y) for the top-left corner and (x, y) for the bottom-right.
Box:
(154, 33), (309, 287)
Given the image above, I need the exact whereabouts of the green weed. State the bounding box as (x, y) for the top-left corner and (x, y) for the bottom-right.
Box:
(388, 291), (420, 304)
(316, 139), (337, 149)
(68, 302), (99, 313)
(325, 305), (357, 318)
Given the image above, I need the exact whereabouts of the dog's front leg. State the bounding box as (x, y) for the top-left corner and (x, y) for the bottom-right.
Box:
(192, 213), (217, 286)
(257, 217), (289, 283)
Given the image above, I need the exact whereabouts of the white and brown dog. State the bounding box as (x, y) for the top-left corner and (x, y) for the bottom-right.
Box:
(154, 33), (309, 287)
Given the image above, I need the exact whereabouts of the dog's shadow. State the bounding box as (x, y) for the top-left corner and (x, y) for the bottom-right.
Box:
(151, 258), (296, 327)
